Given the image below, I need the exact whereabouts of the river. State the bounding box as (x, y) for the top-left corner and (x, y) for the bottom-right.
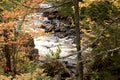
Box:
(23, 3), (77, 61)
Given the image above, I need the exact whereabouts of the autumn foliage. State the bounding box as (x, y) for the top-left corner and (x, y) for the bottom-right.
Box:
(0, 0), (45, 75)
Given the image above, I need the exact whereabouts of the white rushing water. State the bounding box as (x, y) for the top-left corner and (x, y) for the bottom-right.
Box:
(34, 34), (76, 58)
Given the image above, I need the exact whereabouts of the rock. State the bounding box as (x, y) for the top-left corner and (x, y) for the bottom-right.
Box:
(54, 27), (60, 32)
(28, 48), (39, 60)
(42, 10), (76, 39)
(41, 24), (54, 32)
(60, 27), (68, 32)
(42, 11), (50, 17)
(41, 25), (46, 29)
(55, 32), (67, 38)
(43, 11), (59, 19)
(45, 25), (54, 32)
(48, 15), (56, 19)
(66, 28), (75, 35)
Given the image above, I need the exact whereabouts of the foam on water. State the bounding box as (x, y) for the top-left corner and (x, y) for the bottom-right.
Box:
(34, 34), (76, 58)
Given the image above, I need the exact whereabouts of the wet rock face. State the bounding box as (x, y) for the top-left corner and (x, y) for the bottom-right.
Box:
(42, 11), (75, 39)
(42, 25), (75, 38)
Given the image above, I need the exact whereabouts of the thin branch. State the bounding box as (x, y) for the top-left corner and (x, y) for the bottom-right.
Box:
(79, 46), (120, 63)
(102, 46), (120, 54)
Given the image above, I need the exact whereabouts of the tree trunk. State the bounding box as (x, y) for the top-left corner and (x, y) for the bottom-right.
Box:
(12, 44), (17, 76)
(3, 30), (12, 72)
(4, 45), (11, 72)
(73, 0), (83, 80)
(12, 27), (19, 77)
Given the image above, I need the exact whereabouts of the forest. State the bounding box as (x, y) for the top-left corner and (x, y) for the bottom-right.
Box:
(0, 0), (120, 80)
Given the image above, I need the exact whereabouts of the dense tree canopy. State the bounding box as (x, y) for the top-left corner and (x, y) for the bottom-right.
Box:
(0, 0), (120, 80)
